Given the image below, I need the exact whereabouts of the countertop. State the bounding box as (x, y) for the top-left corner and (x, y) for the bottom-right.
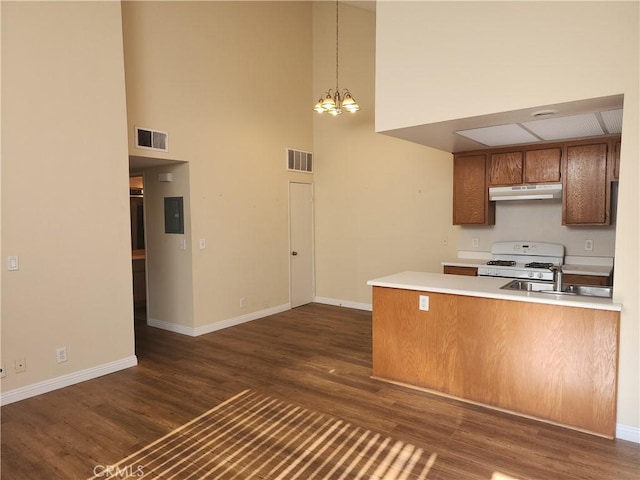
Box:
(367, 271), (621, 312)
(441, 258), (613, 277)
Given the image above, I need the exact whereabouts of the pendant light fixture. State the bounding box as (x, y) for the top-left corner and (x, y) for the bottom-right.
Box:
(314, 0), (360, 116)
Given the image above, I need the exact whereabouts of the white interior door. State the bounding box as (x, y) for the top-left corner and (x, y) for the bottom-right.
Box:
(289, 182), (314, 308)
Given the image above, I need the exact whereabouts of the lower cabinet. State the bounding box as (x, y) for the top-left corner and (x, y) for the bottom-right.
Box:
(371, 286), (619, 438)
(443, 266), (478, 276)
(563, 273), (611, 287)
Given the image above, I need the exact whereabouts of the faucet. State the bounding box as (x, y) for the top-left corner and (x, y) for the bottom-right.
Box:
(549, 265), (563, 292)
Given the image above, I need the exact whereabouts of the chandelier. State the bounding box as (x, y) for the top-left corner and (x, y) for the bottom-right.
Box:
(313, 0), (360, 116)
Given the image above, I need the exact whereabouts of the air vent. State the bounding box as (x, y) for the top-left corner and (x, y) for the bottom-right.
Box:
(135, 126), (169, 152)
(287, 148), (313, 173)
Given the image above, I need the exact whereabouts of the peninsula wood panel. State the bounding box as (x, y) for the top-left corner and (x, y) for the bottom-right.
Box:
(372, 286), (619, 438)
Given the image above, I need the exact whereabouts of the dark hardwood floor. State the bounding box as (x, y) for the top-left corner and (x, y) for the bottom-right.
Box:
(1, 303), (638, 479)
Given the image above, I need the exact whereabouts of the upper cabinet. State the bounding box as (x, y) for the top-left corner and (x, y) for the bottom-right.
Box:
(612, 139), (621, 181)
(489, 152), (522, 185)
(453, 154), (495, 225)
(562, 141), (610, 225)
(524, 148), (562, 183)
(488, 147), (561, 186)
(454, 136), (619, 226)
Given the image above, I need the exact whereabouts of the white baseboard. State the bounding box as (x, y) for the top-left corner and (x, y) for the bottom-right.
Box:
(147, 317), (196, 336)
(616, 423), (640, 443)
(314, 296), (372, 311)
(148, 303), (291, 337)
(0, 355), (138, 406)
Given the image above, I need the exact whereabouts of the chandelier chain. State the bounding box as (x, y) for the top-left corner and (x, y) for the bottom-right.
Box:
(312, 0), (359, 115)
(335, 0), (339, 91)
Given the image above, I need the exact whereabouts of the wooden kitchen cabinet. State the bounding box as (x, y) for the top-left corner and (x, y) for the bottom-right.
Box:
(453, 153), (495, 225)
(612, 138), (621, 181)
(563, 274), (611, 287)
(488, 147), (561, 185)
(563, 142), (610, 225)
(443, 266), (478, 276)
(489, 151), (522, 185)
(524, 147), (562, 183)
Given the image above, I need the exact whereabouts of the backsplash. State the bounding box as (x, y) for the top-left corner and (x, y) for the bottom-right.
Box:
(457, 200), (616, 257)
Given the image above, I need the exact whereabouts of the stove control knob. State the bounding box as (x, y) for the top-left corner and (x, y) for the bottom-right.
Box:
(537, 272), (544, 279)
(528, 272), (534, 278)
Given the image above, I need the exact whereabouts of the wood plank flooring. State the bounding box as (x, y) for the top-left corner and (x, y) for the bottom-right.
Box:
(1, 303), (638, 479)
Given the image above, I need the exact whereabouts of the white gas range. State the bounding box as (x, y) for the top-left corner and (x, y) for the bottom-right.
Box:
(477, 241), (564, 282)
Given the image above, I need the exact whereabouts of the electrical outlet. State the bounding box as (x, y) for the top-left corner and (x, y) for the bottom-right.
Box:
(15, 358), (26, 373)
(0, 362), (6, 378)
(56, 347), (68, 364)
(472, 237), (480, 248)
(584, 239), (594, 251)
(443, 238), (448, 246)
(7, 255), (19, 271)
(240, 297), (246, 309)
(419, 295), (429, 311)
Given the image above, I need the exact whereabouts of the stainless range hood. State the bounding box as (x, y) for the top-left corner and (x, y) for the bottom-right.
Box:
(489, 183), (562, 201)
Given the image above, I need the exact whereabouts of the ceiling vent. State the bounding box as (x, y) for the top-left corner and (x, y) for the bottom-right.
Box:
(135, 126), (169, 152)
(287, 148), (313, 173)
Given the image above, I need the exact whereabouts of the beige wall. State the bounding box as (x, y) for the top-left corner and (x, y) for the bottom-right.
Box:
(144, 163), (194, 329)
(313, 3), (457, 306)
(376, 1), (639, 433)
(1, 2), (134, 392)
(122, 2), (314, 329)
(457, 201), (616, 257)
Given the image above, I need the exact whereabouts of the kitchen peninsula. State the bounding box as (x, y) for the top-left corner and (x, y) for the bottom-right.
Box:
(367, 271), (621, 438)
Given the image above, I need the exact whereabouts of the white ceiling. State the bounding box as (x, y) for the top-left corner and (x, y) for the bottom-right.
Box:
(380, 94), (624, 153)
(456, 109), (622, 147)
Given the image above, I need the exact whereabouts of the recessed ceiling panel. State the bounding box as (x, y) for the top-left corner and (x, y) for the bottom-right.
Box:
(455, 124), (540, 147)
(522, 113), (604, 141)
(600, 109), (623, 134)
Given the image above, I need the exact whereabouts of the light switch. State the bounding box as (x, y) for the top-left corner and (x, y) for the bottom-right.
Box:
(199, 238), (206, 250)
(419, 295), (429, 311)
(180, 239), (186, 250)
(7, 256), (19, 271)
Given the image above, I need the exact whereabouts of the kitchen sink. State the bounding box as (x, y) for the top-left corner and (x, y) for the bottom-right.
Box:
(500, 280), (613, 298)
(563, 284), (613, 298)
(500, 280), (554, 292)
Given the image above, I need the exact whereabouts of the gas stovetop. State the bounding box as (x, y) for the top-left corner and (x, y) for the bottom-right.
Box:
(478, 241), (564, 281)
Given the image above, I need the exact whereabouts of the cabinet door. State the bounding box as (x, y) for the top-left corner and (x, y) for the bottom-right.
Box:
(489, 151), (522, 185)
(524, 147), (561, 183)
(453, 154), (495, 225)
(563, 143), (609, 225)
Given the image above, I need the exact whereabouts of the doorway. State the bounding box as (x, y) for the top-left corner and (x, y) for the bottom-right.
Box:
(289, 182), (314, 307)
(130, 175), (146, 314)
